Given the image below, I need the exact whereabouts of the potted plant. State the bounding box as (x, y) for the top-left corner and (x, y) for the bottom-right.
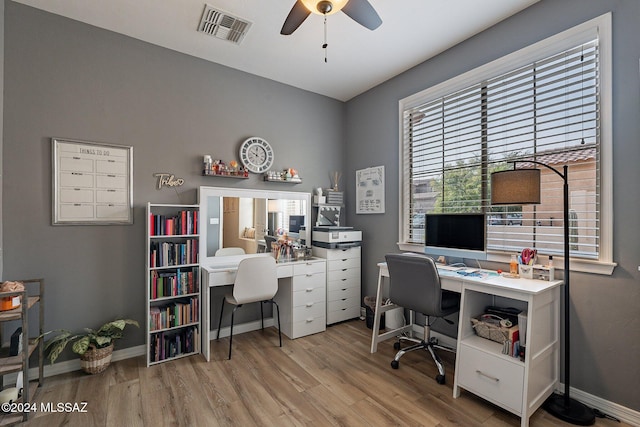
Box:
(44, 318), (139, 374)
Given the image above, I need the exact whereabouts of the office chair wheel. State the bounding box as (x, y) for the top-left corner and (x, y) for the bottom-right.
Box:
(393, 341), (401, 350)
(436, 374), (445, 384)
(391, 360), (399, 369)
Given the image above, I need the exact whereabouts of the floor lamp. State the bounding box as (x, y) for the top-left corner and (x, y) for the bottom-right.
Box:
(491, 162), (595, 426)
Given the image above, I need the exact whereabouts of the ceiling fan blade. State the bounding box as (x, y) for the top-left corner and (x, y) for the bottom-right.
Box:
(341, 0), (382, 30)
(281, 1), (312, 35)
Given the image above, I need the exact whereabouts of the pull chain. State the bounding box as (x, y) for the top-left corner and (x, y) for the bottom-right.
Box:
(323, 15), (328, 63)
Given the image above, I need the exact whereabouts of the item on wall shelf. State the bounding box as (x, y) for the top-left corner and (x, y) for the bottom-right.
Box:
(202, 158), (249, 178)
(239, 137), (274, 173)
(203, 155), (213, 175)
(264, 169), (302, 183)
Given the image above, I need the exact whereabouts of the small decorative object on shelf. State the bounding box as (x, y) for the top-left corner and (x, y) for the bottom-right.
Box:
(324, 189), (344, 205)
(314, 187), (326, 205)
(330, 170), (342, 191)
(264, 168), (302, 183)
(202, 157), (249, 178)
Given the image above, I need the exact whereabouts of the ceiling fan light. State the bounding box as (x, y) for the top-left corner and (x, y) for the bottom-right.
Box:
(301, 0), (349, 16)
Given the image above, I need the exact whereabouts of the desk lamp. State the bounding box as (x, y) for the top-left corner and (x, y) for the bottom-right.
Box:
(491, 161), (595, 426)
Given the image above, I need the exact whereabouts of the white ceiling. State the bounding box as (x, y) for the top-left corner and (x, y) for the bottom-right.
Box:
(13, 0), (539, 102)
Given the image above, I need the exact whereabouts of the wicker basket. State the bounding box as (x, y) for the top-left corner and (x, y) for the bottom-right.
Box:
(470, 314), (515, 344)
(80, 343), (114, 374)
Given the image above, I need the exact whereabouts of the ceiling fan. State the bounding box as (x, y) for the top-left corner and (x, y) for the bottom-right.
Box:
(280, 0), (382, 35)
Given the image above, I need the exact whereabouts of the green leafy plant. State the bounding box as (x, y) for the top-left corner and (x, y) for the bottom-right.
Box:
(44, 319), (139, 364)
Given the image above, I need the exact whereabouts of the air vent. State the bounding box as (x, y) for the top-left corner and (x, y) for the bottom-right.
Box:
(198, 4), (251, 45)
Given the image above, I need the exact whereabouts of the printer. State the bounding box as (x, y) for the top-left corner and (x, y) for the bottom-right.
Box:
(312, 226), (362, 249)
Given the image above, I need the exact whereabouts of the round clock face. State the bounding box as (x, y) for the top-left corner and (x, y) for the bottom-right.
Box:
(239, 137), (274, 174)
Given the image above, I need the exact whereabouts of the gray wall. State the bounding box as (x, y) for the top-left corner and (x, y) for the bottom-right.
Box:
(2, 2), (344, 351)
(345, 0), (640, 412)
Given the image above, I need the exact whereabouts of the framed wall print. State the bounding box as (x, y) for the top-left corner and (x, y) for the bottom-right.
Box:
(52, 138), (133, 225)
(356, 165), (385, 214)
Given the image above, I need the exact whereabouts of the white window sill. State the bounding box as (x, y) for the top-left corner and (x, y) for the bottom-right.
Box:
(396, 243), (617, 275)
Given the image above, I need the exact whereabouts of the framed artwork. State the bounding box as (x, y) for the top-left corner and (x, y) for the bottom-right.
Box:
(356, 165), (385, 214)
(52, 138), (133, 225)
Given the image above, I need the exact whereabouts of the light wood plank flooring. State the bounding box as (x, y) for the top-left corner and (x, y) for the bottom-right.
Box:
(22, 320), (628, 426)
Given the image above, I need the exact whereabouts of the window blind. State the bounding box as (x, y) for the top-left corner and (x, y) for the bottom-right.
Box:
(402, 39), (600, 259)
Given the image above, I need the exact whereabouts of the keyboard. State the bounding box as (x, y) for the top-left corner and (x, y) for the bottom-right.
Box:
(437, 264), (465, 271)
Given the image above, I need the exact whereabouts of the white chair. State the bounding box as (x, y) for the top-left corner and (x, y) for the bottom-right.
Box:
(216, 256), (282, 359)
(215, 247), (246, 256)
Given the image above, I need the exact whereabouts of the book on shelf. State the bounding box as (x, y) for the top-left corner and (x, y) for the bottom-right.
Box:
(150, 266), (199, 299)
(149, 325), (200, 362)
(517, 312), (528, 346)
(149, 240), (199, 267)
(149, 210), (199, 236)
(149, 297), (199, 331)
(500, 325), (522, 359)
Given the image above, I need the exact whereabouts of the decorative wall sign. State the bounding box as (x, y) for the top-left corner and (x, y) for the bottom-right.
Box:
(356, 165), (385, 214)
(154, 173), (185, 189)
(52, 138), (133, 225)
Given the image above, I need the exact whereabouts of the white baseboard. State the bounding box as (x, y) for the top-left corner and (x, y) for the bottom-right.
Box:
(20, 322), (640, 426)
(560, 384), (640, 426)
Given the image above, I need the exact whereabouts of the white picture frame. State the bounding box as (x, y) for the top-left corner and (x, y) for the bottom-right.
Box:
(52, 138), (133, 225)
(356, 165), (385, 214)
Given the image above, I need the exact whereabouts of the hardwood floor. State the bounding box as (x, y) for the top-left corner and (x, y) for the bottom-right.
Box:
(23, 320), (628, 426)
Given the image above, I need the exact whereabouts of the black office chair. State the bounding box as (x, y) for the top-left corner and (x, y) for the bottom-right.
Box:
(385, 253), (460, 384)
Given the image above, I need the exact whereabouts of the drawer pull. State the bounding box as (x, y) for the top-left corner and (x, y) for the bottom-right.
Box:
(342, 269), (348, 271)
(306, 302), (314, 307)
(341, 278), (347, 281)
(306, 288), (314, 292)
(476, 370), (499, 382)
(306, 274), (313, 277)
(342, 259), (348, 262)
(306, 318), (314, 323)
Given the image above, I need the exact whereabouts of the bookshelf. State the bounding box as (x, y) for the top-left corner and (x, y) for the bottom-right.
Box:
(146, 203), (201, 366)
(0, 278), (44, 426)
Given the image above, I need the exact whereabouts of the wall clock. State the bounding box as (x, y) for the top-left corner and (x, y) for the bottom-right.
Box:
(239, 137), (274, 174)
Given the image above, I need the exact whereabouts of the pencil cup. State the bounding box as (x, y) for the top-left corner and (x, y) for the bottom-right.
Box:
(519, 264), (533, 279)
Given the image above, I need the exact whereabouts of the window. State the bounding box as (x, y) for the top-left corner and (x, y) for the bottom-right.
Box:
(399, 14), (614, 274)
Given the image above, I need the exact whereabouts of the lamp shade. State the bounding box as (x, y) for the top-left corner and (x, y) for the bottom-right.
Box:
(490, 169), (541, 205)
(301, 0), (349, 15)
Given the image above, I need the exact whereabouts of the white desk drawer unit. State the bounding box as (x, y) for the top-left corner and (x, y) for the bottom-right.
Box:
(456, 343), (524, 414)
(274, 259), (327, 339)
(313, 246), (361, 325)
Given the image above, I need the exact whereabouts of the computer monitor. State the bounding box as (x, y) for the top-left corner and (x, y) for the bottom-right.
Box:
(424, 213), (487, 260)
(288, 215), (305, 233)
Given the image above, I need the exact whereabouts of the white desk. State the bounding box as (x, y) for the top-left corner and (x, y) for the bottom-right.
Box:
(371, 261), (563, 427)
(201, 254), (326, 361)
